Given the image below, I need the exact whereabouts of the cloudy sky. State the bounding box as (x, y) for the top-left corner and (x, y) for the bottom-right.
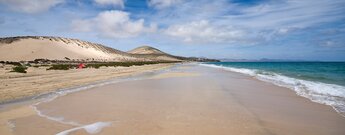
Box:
(0, 0), (344, 61)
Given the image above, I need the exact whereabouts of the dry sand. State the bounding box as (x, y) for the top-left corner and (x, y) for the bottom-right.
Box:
(0, 63), (173, 103)
(1, 64), (345, 135)
(0, 37), (136, 61)
(0, 37), (183, 62)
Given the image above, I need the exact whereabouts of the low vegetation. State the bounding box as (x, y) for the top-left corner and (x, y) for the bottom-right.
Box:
(86, 61), (164, 68)
(1, 60), (180, 71)
(46, 61), (179, 70)
(11, 65), (27, 73)
(47, 64), (77, 70)
(0, 61), (21, 66)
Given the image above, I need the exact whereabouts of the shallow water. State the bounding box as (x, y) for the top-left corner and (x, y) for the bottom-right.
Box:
(202, 62), (345, 116)
(6, 64), (345, 135)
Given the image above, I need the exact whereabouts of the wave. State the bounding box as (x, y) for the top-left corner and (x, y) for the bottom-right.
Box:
(30, 77), (136, 125)
(26, 67), (176, 135)
(200, 64), (345, 117)
(29, 80), (122, 135)
(29, 74), (149, 135)
(56, 122), (112, 135)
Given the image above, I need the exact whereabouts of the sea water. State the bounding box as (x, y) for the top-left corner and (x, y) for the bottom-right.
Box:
(201, 62), (345, 116)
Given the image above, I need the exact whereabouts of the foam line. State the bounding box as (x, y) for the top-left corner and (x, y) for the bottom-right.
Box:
(56, 122), (112, 135)
(200, 64), (345, 117)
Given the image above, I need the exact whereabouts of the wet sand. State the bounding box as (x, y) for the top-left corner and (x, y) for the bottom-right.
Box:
(1, 64), (345, 135)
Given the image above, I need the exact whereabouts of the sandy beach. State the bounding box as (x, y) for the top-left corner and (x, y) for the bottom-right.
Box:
(1, 0), (343, 134)
(0, 63), (173, 103)
(1, 64), (345, 135)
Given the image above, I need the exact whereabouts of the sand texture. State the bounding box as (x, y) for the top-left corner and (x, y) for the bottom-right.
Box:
(0, 36), (184, 62)
(1, 64), (345, 135)
(0, 37), (138, 61)
(0, 64), (172, 103)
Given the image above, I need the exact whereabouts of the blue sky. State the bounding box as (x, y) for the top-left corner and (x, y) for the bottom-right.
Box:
(0, 0), (344, 61)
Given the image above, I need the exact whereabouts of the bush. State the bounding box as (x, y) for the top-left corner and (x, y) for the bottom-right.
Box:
(11, 66), (27, 73)
(45, 61), (179, 70)
(5, 61), (21, 66)
(47, 64), (76, 70)
(85, 61), (177, 69)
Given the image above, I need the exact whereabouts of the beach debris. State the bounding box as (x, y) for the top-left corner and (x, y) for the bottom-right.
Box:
(78, 63), (86, 69)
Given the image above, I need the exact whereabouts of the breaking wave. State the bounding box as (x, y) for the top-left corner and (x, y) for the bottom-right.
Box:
(201, 64), (345, 117)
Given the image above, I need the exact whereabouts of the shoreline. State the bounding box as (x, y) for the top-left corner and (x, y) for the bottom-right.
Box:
(1, 64), (345, 135)
(200, 63), (345, 117)
(0, 63), (175, 105)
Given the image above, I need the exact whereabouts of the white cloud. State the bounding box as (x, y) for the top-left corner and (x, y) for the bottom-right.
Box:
(164, 20), (247, 44)
(0, 0), (64, 14)
(149, 0), (345, 44)
(224, 0), (345, 29)
(94, 0), (124, 8)
(148, 0), (183, 9)
(72, 10), (156, 38)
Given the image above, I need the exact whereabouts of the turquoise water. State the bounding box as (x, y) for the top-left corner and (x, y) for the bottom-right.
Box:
(202, 62), (345, 116)
(206, 62), (345, 86)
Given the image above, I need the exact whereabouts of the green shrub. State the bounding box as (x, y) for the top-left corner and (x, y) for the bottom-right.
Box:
(46, 61), (179, 70)
(85, 61), (177, 69)
(11, 66), (27, 73)
(5, 61), (21, 66)
(47, 64), (76, 70)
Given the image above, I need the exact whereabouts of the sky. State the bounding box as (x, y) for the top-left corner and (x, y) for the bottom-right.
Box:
(0, 0), (344, 61)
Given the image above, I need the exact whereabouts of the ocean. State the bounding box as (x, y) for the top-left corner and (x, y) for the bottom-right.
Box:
(201, 62), (345, 116)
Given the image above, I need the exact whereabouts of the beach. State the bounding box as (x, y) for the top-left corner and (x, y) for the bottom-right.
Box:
(1, 64), (345, 135)
(0, 63), (173, 103)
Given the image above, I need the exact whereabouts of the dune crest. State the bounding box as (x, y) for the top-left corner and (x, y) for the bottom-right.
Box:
(0, 36), (219, 62)
(128, 46), (167, 55)
(0, 36), (137, 62)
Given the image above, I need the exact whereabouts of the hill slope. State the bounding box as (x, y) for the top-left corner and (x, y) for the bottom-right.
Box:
(128, 46), (182, 61)
(0, 36), (138, 62)
(128, 46), (167, 55)
(0, 36), (219, 62)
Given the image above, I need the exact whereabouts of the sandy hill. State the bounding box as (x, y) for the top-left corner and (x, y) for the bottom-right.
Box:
(0, 36), (219, 62)
(128, 46), (167, 55)
(0, 36), (140, 62)
(128, 46), (183, 61)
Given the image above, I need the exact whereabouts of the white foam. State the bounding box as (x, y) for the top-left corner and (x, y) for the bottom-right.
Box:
(200, 64), (345, 117)
(30, 77), (139, 126)
(56, 122), (112, 135)
(6, 120), (15, 132)
(29, 71), (165, 134)
(31, 103), (81, 126)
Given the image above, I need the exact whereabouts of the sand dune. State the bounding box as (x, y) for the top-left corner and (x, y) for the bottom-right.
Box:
(0, 36), (138, 62)
(128, 46), (183, 61)
(0, 36), (219, 62)
(128, 46), (167, 55)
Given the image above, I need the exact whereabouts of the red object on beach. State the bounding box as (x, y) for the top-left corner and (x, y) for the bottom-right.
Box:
(78, 63), (86, 69)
